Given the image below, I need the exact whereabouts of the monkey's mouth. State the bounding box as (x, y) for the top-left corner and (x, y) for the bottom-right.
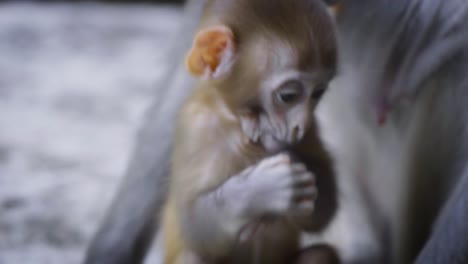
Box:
(260, 134), (291, 153)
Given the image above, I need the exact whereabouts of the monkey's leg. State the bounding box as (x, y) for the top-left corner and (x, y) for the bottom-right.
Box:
(293, 244), (340, 264)
(415, 165), (468, 264)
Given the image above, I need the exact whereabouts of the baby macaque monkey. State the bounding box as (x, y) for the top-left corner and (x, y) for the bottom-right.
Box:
(161, 0), (338, 263)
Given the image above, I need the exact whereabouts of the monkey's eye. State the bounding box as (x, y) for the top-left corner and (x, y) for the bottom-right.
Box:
(276, 80), (304, 105)
(311, 83), (327, 100)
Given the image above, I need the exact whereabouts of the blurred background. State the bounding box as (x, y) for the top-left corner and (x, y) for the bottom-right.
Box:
(0, 0), (184, 263)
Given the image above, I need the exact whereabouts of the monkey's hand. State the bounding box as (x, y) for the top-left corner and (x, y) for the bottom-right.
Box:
(186, 154), (316, 257)
(237, 153), (317, 219)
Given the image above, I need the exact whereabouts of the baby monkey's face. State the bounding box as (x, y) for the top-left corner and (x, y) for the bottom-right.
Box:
(235, 35), (334, 153)
(239, 68), (330, 153)
(184, 20), (336, 153)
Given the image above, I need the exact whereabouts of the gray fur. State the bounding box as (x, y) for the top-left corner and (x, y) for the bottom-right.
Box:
(318, 0), (468, 263)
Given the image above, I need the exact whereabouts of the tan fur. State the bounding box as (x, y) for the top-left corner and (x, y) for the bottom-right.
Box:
(163, 85), (335, 264)
(160, 0), (338, 263)
(162, 200), (184, 264)
(163, 86), (268, 264)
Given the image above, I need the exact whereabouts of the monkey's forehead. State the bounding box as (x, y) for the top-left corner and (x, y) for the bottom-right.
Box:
(244, 37), (301, 74)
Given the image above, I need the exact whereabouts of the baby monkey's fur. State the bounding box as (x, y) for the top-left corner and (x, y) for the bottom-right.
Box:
(161, 0), (338, 263)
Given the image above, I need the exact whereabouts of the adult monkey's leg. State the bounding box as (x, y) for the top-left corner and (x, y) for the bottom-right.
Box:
(84, 2), (207, 264)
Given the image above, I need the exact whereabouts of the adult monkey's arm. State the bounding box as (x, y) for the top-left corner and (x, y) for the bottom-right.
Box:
(84, 2), (207, 264)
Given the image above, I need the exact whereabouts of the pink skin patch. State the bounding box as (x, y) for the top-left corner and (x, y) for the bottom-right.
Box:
(375, 99), (392, 126)
(374, 89), (416, 126)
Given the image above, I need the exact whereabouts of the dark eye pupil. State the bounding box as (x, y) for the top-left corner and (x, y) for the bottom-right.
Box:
(279, 91), (299, 103)
(277, 80), (304, 105)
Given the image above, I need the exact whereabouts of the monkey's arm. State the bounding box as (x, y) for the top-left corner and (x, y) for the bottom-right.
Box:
(84, 2), (209, 264)
(175, 164), (257, 259)
(336, 0), (468, 125)
(291, 123), (337, 232)
(172, 110), (315, 259)
(175, 153), (315, 260)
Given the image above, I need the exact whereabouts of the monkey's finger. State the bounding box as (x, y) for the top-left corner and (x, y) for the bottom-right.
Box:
(291, 163), (307, 173)
(257, 153), (291, 170)
(293, 172), (316, 186)
(294, 187), (318, 201)
(295, 201), (315, 212)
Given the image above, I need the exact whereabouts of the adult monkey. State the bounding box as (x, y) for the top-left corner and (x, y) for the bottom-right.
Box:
(318, 0), (468, 263)
(85, 0), (468, 264)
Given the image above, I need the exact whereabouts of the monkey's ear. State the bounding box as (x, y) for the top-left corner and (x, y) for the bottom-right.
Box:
(185, 25), (236, 79)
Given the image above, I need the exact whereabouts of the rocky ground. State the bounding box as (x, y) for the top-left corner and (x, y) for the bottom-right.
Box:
(0, 3), (181, 264)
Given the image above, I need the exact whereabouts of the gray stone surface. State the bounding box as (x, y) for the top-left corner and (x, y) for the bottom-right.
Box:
(0, 3), (181, 264)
